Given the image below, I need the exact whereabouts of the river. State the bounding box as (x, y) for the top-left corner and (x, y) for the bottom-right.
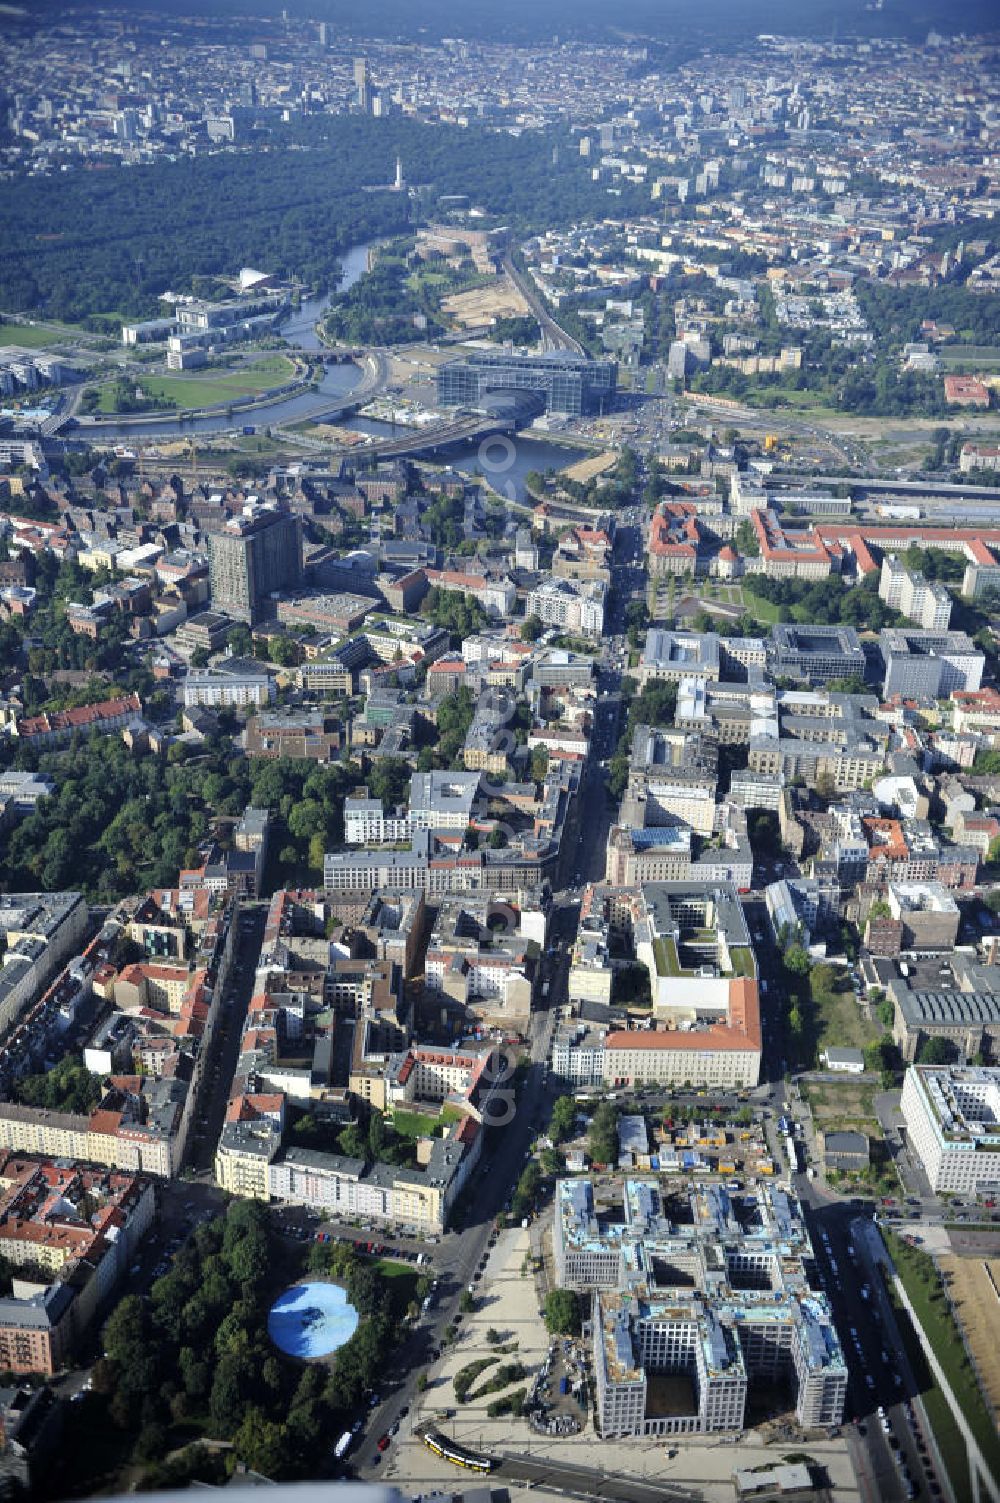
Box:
(75, 237), (590, 497)
(343, 416), (587, 503)
(278, 242), (371, 352)
(78, 241), (373, 440)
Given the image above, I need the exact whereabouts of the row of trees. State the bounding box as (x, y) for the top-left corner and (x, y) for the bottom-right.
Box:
(607, 677), (678, 800)
(744, 572), (904, 633)
(588, 1101), (619, 1166)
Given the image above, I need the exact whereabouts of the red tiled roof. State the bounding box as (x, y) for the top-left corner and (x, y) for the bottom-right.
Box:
(88, 1110), (124, 1137)
(16, 692), (140, 739)
(605, 979), (760, 1056)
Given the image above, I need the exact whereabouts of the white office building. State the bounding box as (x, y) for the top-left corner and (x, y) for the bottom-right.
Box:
(879, 557), (952, 631)
(183, 668), (275, 708)
(900, 1065), (1000, 1196)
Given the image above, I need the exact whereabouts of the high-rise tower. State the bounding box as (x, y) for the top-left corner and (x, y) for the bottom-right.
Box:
(207, 505), (302, 624)
(354, 57), (371, 112)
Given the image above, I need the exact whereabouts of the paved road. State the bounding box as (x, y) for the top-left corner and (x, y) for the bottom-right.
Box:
(187, 904), (266, 1177)
(350, 949), (566, 1475)
(348, 509), (648, 1478)
(717, 900), (934, 1501)
(498, 1451), (701, 1503)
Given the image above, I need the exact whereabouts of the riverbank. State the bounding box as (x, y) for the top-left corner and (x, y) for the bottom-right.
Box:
(67, 241), (377, 441)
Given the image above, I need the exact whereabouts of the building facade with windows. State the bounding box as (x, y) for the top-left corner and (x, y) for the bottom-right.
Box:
(435, 351), (617, 417)
(207, 506), (302, 623)
(554, 1179), (846, 1438)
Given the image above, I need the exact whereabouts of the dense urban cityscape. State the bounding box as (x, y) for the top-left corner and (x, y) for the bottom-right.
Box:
(0, 2), (999, 1501)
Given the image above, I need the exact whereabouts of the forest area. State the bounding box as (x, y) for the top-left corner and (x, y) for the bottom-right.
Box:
(0, 116), (646, 324)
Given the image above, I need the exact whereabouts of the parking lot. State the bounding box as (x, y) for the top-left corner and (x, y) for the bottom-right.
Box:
(274, 1208), (438, 1267)
(528, 1337), (587, 1436)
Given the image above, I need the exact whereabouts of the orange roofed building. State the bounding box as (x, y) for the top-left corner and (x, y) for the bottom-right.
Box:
(751, 509), (833, 580)
(944, 375), (990, 408)
(601, 883), (761, 1090)
(648, 502), (708, 577)
(14, 693), (141, 747)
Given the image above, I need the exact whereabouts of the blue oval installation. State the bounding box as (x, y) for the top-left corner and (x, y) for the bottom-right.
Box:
(267, 1280), (359, 1359)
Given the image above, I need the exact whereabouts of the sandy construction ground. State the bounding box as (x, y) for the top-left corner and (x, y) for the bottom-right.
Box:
(382, 1226), (860, 1503)
(938, 1255), (1000, 1423)
(300, 422), (370, 444)
(442, 277), (530, 328)
(560, 450), (619, 485)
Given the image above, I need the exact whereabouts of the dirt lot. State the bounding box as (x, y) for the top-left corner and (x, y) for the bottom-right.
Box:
(298, 421), (370, 444)
(800, 1079), (882, 1136)
(938, 1255), (1000, 1424)
(441, 276), (530, 328)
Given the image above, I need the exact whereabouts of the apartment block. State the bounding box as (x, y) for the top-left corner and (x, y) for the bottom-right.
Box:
(638, 630), (720, 686)
(766, 625), (866, 686)
(0, 893), (88, 1037)
(0, 1157), (154, 1375)
(620, 725), (718, 835)
(879, 556), (952, 630)
(525, 577), (606, 639)
(207, 505), (302, 624)
(881, 629), (985, 700)
(183, 664), (275, 709)
(886, 882), (960, 950)
(597, 884), (761, 1090)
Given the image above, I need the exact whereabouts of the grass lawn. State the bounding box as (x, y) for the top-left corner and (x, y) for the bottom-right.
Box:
(391, 1108), (445, 1140)
(231, 435), (290, 455)
(810, 978), (882, 1055)
(391, 1103), (466, 1141)
(407, 270), (450, 291)
(885, 1231), (1000, 1491)
(881, 1267), (971, 1502)
(939, 346), (1000, 366)
(750, 388), (842, 418)
(0, 320), (70, 348)
(704, 381), (841, 419)
(98, 356), (297, 413)
(739, 587), (782, 624)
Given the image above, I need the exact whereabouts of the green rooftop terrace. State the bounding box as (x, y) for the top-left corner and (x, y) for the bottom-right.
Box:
(650, 935), (756, 981)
